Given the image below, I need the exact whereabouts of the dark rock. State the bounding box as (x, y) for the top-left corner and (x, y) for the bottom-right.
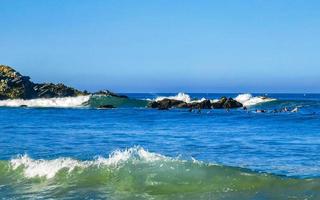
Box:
(148, 101), (160, 108)
(33, 83), (86, 98)
(98, 105), (115, 109)
(211, 97), (228, 109)
(159, 98), (185, 110)
(190, 99), (212, 109)
(94, 90), (128, 98)
(148, 96), (243, 110)
(175, 102), (189, 108)
(223, 98), (243, 108)
(148, 98), (186, 110)
(0, 65), (88, 100)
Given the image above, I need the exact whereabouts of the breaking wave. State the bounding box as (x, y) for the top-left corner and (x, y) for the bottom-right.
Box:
(235, 93), (276, 107)
(0, 95), (91, 108)
(0, 93), (276, 108)
(154, 92), (276, 106)
(0, 95), (149, 108)
(154, 92), (211, 104)
(1, 147), (319, 199)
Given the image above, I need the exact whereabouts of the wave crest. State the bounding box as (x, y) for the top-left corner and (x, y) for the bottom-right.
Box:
(235, 93), (276, 106)
(0, 95), (91, 108)
(10, 147), (168, 179)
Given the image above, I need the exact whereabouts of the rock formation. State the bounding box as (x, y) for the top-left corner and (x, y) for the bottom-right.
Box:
(148, 97), (243, 110)
(0, 65), (114, 100)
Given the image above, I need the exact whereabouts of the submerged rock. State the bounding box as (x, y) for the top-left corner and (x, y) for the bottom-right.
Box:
(97, 105), (116, 109)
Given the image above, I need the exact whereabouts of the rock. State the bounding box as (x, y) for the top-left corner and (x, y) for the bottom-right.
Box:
(148, 98), (185, 110)
(148, 96), (243, 110)
(175, 102), (189, 108)
(223, 98), (243, 109)
(93, 90), (128, 98)
(0, 65), (88, 100)
(33, 83), (87, 98)
(211, 97), (228, 109)
(97, 105), (115, 109)
(190, 99), (212, 109)
(148, 101), (160, 108)
(0, 65), (37, 99)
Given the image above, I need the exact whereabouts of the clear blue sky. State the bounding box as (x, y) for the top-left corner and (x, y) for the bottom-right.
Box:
(0, 0), (319, 93)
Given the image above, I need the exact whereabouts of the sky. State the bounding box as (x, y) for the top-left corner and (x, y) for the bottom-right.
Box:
(0, 0), (319, 93)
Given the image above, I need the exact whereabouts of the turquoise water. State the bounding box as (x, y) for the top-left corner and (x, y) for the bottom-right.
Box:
(0, 93), (320, 199)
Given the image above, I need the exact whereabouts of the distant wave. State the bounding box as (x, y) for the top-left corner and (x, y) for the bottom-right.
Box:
(0, 95), (149, 108)
(155, 92), (211, 104)
(154, 92), (276, 106)
(235, 93), (276, 107)
(0, 95), (91, 108)
(0, 147), (318, 199)
(0, 93), (276, 108)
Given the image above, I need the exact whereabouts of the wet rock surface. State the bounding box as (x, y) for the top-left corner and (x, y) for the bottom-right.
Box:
(93, 90), (128, 98)
(148, 97), (243, 110)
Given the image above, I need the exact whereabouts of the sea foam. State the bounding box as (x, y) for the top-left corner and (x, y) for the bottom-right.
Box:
(155, 92), (193, 103)
(235, 93), (276, 106)
(10, 147), (168, 179)
(154, 92), (275, 106)
(0, 95), (91, 108)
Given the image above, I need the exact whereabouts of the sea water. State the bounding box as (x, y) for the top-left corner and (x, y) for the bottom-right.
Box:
(0, 93), (319, 199)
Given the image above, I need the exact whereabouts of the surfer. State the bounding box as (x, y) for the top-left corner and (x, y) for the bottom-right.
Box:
(282, 107), (289, 112)
(291, 107), (299, 113)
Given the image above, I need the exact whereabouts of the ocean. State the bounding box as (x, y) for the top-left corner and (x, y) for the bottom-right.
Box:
(0, 93), (319, 199)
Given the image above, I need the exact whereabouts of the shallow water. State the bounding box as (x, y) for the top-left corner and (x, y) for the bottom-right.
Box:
(0, 93), (320, 199)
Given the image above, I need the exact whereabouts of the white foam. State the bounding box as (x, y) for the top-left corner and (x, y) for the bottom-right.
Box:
(0, 95), (91, 108)
(155, 92), (192, 103)
(154, 93), (211, 104)
(10, 155), (84, 179)
(235, 93), (276, 106)
(10, 147), (168, 179)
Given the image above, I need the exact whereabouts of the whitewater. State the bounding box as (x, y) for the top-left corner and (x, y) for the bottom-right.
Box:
(1, 93), (320, 199)
(0, 93), (275, 108)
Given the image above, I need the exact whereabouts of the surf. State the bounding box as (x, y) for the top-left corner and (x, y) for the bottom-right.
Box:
(0, 93), (279, 109)
(1, 147), (320, 199)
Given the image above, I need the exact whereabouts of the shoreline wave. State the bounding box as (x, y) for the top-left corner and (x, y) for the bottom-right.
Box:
(1, 147), (320, 199)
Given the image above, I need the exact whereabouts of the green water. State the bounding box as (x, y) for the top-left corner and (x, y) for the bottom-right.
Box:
(1, 149), (319, 200)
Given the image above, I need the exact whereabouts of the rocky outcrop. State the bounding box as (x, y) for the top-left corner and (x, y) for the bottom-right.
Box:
(93, 90), (128, 98)
(222, 98), (243, 109)
(0, 65), (89, 100)
(33, 83), (87, 98)
(0, 65), (37, 99)
(149, 99), (186, 110)
(148, 97), (243, 110)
